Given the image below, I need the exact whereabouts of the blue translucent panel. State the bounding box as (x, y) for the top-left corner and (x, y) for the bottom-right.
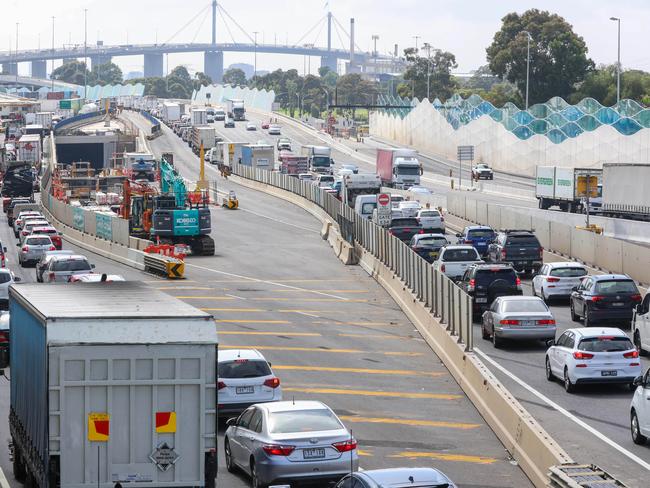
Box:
(560, 122), (583, 138)
(547, 113), (568, 128)
(489, 109), (504, 122)
(577, 115), (601, 131)
(512, 125), (534, 140)
(502, 117), (519, 131)
(547, 128), (568, 144)
(634, 110), (650, 128)
(477, 101), (495, 115)
(616, 99), (643, 117)
(560, 106), (584, 122)
(502, 102), (520, 116)
(513, 110), (534, 125)
(529, 119), (549, 134)
(467, 94), (483, 107)
(595, 107), (620, 124)
(575, 97), (602, 115)
(612, 117), (642, 135)
(529, 103), (549, 119)
(547, 97), (569, 111)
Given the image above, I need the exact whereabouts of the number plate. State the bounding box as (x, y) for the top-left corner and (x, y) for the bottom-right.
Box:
(235, 386), (254, 394)
(429, 252), (438, 258)
(612, 302), (625, 307)
(476, 298), (488, 303)
(303, 448), (325, 459)
(520, 320), (534, 326)
(601, 370), (617, 377)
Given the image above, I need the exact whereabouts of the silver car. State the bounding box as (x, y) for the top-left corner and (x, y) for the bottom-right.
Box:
(334, 468), (457, 488)
(481, 295), (556, 348)
(19, 235), (55, 267)
(225, 401), (358, 487)
(42, 254), (94, 282)
(35, 250), (75, 282)
(19, 219), (50, 244)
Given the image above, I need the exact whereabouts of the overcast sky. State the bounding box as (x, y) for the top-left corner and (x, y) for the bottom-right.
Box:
(2, 0), (648, 77)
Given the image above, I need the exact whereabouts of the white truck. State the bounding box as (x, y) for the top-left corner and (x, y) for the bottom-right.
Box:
(162, 102), (181, 123)
(226, 99), (245, 121)
(16, 134), (42, 164)
(190, 108), (207, 126)
(535, 166), (602, 213)
(600, 163), (650, 221)
(432, 245), (484, 280)
(301, 145), (333, 174)
(191, 126), (217, 153)
(376, 148), (421, 189)
(341, 173), (382, 207)
(207, 141), (247, 166)
(35, 112), (54, 130)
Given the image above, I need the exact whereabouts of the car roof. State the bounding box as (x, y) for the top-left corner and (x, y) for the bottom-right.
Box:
(473, 263), (514, 270)
(442, 244), (476, 250)
(51, 254), (88, 261)
(399, 201), (420, 206)
(590, 274), (632, 281)
(359, 468), (451, 486)
(218, 348), (266, 362)
(415, 233), (446, 239)
(25, 234), (52, 240)
(465, 225), (493, 231)
(496, 295), (543, 302)
(260, 400), (327, 413)
(546, 261), (586, 268)
(568, 327), (629, 339)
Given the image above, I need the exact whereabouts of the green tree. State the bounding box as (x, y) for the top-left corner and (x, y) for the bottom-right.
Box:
(397, 47), (458, 100)
(569, 65), (617, 105)
(336, 74), (378, 105)
(486, 9), (594, 104)
(193, 71), (212, 91)
(223, 68), (247, 86)
(89, 61), (123, 86)
(167, 82), (189, 99)
(51, 60), (90, 85)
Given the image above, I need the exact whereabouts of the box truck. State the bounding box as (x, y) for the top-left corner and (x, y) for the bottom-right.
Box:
(9, 283), (218, 488)
(162, 102), (181, 123)
(601, 163), (650, 221)
(341, 173), (382, 207)
(226, 99), (245, 121)
(300, 145), (333, 174)
(241, 144), (274, 169)
(535, 166), (602, 213)
(35, 112), (54, 130)
(191, 126), (217, 153)
(375, 148), (421, 188)
(16, 134), (42, 164)
(191, 108), (207, 127)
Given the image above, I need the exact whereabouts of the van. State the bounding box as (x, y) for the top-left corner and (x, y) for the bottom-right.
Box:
(354, 195), (377, 219)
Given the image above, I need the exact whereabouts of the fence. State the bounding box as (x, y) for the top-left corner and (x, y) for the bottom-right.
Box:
(231, 163), (473, 351)
(140, 110), (161, 136)
(53, 111), (104, 134)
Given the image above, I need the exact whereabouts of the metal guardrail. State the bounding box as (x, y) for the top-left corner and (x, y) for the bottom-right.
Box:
(548, 464), (627, 488)
(53, 111), (104, 134)
(143, 254), (184, 279)
(230, 164), (474, 351)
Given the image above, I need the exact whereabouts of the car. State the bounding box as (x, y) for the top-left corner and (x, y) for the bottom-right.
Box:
(388, 217), (422, 242)
(19, 219), (50, 244)
(433, 245), (483, 281)
(6, 198), (32, 224)
(218, 349), (282, 417)
(206, 114), (215, 123)
(30, 226), (63, 250)
(416, 208), (445, 233)
(407, 185), (432, 195)
(330, 180), (342, 198)
(313, 174), (335, 187)
(13, 211), (42, 235)
(354, 194), (378, 220)
(633, 293), (650, 355)
(0, 269), (19, 310)
(481, 295), (556, 347)
(397, 200), (422, 218)
(277, 137), (291, 151)
(42, 254), (95, 282)
(340, 163), (358, 174)
(459, 263), (522, 319)
(268, 124), (281, 135)
(472, 163), (494, 180)
(409, 233), (448, 263)
(456, 225), (495, 256)
(19, 235), (55, 267)
(35, 250), (75, 282)
(336, 168), (354, 179)
(570, 274), (641, 328)
(68, 273), (126, 282)
(390, 194), (405, 209)
(0, 241), (7, 268)
(215, 109), (226, 121)
(334, 468), (457, 488)
(546, 327), (640, 393)
(487, 229), (543, 274)
(532, 262), (588, 302)
(631, 368), (650, 444)
(298, 173), (313, 182)
(261, 121), (270, 129)
(224, 400), (358, 487)
(224, 118), (235, 128)
(246, 122), (257, 131)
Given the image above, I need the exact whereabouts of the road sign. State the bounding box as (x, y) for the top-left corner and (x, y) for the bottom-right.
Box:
(88, 413), (110, 442)
(155, 412), (177, 433)
(457, 145), (474, 161)
(576, 175), (599, 198)
(150, 442), (180, 472)
(377, 193), (390, 207)
(376, 193), (392, 227)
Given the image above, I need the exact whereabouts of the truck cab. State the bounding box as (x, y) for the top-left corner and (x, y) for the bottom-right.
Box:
(392, 158), (421, 188)
(302, 145), (333, 175)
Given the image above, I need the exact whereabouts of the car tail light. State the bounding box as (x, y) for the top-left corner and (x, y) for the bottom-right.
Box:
(49, 246), (56, 251)
(262, 444), (295, 456)
(536, 319), (556, 325)
(468, 279), (475, 292)
(22, 230), (28, 236)
(1, 256), (4, 268)
(546, 277), (560, 282)
(0, 331), (8, 344)
(589, 296), (605, 303)
(263, 377), (280, 389)
(539, 247), (544, 259)
(332, 439), (357, 453)
(516, 277), (521, 289)
(573, 351), (594, 360)
(418, 229), (425, 234)
(217, 381), (226, 390)
(501, 249), (507, 260)
(440, 264), (445, 273)
(21, 246), (28, 252)
(388, 229), (394, 236)
(500, 319), (520, 325)
(631, 294), (642, 303)
(49, 273), (55, 281)
(624, 350), (639, 359)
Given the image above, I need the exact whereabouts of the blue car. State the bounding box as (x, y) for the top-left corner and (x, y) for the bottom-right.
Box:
(456, 225), (495, 256)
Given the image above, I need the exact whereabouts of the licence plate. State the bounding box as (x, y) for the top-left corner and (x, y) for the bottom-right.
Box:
(476, 298), (488, 303)
(235, 386), (254, 394)
(601, 370), (617, 376)
(612, 302), (625, 307)
(520, 320), (534, 326)
(429, 252), (438, 258)
(303, 448), (325, 459)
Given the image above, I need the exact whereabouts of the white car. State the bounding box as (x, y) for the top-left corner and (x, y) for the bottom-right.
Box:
(268, 125), (281, 135)
(433, 245), (483, 280)
(633, 293), (650, 355)
(408, 186), (432, 195)
(631, 368), (650, 445)
(42, 254), (94, 282)
(0, 269), (20, 309)
(397, 200), (422, 218)
(472, 163), (494, 180)
(416, 209), (445, 233)
(218, 349), (282, 418)
(340, 163), (358, 174)
(298, 173), (314, 182)
(246, 122), (257, 131)
(337, 168), (354, 178)
(390, 194), (405, 209)
(532, 262), (588, 302)
(546, 327), (641, 393)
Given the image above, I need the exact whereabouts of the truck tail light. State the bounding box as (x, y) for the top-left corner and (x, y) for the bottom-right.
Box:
(468, 279), (475, 292)
(262, 444), (295, 456)
(332, 439), (357, 453)
(464, 240), (473, 244)
(516, 277), (522, 289)
(0, 331), (8, 343)
(263, 377), (280, 389)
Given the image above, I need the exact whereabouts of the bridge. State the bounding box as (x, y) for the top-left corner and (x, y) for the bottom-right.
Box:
(0, 2), (402, 82)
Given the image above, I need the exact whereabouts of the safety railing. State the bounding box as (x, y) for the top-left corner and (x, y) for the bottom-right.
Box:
(230, 163), (474, 351)
(53, 111), (104, 134)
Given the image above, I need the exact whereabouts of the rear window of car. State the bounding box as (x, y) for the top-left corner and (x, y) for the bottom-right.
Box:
(442, 248), (480, 262)
(550, 267), (587, 278)
(578, 336), (634, 352)
(417, 237), (448, 247)
(468, 229), (495, 238)
(269, 409), (343, 434)
(501, 299), (548, 313)
(391, 218), (419, 227)
(218, 359), (271, 379)
(475, 268), (517, 285)
(52, 259), (91, 272)
(0, 273), (11, 284)
(26, 237), (51, 246)
(34, 228), (57, 234)
(419, 211), (440, 217)
(594, 280), (638, 294)
(505, 235), (540, 246)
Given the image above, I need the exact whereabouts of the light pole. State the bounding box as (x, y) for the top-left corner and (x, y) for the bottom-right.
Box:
(610, 17), (621, 104)
(522, 31), (532, 110)
(15, 23), (19, 88)
(423, 42), (432, 100)
(51, 16), (55, 92)
(253, 31), (259, 78)
(372, 35), (379, 77)
(412, 35), (420, 52)
(83, 8), (88, 101)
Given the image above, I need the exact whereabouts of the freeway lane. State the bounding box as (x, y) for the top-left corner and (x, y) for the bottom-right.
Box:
(123, 112), (533, 487)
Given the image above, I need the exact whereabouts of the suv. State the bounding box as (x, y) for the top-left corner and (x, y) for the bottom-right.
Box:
(487, 229), (543, 274)
(459, 263), (522, 319)
(570, 274), (641, 328)
(456, 225), (495, 256)
(472, 163), (494, 180)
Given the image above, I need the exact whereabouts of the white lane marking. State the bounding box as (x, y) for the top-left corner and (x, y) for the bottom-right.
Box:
(225, 294), (246, 300)
(0, 466), (10, 488)
(185, 263), (350, 301)
(295, 311), (320, 318)
(474, 347), (650, 471)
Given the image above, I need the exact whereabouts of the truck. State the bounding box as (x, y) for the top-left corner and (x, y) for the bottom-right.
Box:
(162, 102), (181, 123)
(35, 112), (54, 130)
(2, 161), (34, 210)
(8, 282), (218, 488)
(241, 144), (274, 170)
(16, 134), (42, 164)
(123, 152), (156, 181)
(535, 166), (603, 213)
(300, 145), (333, 174)
(190, 108), (207, 127)
(601, 163), (650, 221)
(376, 148), (421, 189)
(207, 141), (247, 166)
(226, 99), (245, 121)
(191, 126), (217, 153)
(278, 153), (309, 176)
(340, 173), (382, 207)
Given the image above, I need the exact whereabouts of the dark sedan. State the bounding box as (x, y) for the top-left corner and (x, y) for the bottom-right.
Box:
(409, 233), (448, 263)
(388, 217), (422, 242)
(570, 274), (641, 327)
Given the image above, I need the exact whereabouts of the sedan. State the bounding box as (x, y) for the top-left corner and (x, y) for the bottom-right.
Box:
(19, 235), (55, 267)
(409, 233), (448, 263)
(246, 122), (257, 131)
(532, 262), (588, 302)
(481, 296), (556, 348)
(30, 226), (63, 250)
(35, 250), (74, 282)
(340, 163), (358, 174)
(268, 125), (281, 135)
(397, 200), (421, 218)
(19, 220), (50, 244)
(570, 274), (641, 327)
(546, 327), (640, 393)
(334, 468), (456, 488)
(224, 400), (358, 487)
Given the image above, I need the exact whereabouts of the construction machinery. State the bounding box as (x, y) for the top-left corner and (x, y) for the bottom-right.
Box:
(222, 190), (239, 210)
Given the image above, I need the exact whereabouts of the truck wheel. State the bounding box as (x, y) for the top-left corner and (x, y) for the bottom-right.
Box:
(12, 447), (26, 482)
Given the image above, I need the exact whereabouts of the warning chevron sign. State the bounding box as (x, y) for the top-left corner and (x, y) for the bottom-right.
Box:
(166, 261), (184, 279)
(88, 412), (110, 441)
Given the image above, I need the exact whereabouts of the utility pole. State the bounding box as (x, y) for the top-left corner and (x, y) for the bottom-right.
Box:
(15, 23), (19, 88)
(610, 17), (621, 104)
(423, 42), (432, 100)
(84, 8), (88, 101)
(372, 35), (379, 77)
(253, 31), (259, 78)
(522, 31), (532, 110)
(412, 35), (420, 52)
(51, 16), (55, 92)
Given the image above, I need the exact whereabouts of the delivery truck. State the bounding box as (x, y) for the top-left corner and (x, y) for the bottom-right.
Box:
(600, 163), (650, 221)
(300, 145), (333, 174)
(278, 153), (309, 176)
(9, 283), (218, 488)
(375, 148), (421, 188)
(535, 166), (602, 213)
(190, 108), (208, 127)
(191, 126), (217, 153)
(16, 134), (42, 164)
(226, 99), (245, 121)
(162, 102), (181, 123)
(341, 173), (382, 207)
(241, 143), (274, 169)
(35, 112), (54, 130)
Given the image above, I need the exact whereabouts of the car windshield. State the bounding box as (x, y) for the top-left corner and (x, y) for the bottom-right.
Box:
(594, 280), (638, 294)
(268, 409), (343, 434)
(468, 229), (495, 238)
(442, 248), (480, 262)
(550, 267), (587, 278)
(501, 299), (548, 313)
(476, 268), (517, 286)
(419, 211), (440, 217)
(34, 228), (56, 234)
(218, 359), (271, 379)
(397, 166), (420, 176)
(27, 237), (51, 246)
(0, 273), (11, 284)
(361, 202), (376, 214)
(578, 336), (634, 352)
(52, 260), (90, 272)
(505, 235), (539, 246)
(416, 237), (447, 247)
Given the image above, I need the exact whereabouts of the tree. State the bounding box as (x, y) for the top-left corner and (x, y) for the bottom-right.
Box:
(569, 65), (617, 105)
(223, 68), (247, 86)
(51, 60), (90, 85)
(89, 61), (123, 86)
(167, 82), (189, 99)
(486, 9), (594, 105)
(193, 71), (212, 91)
(397, 47), (458, 100)
(336, 74), (378, 105)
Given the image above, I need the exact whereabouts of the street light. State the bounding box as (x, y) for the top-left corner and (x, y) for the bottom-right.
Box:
(372, 35), (379, 77)
(15, 23), (19, 88)
(412, 35), (420, 52)
(83, 8), (88, 102)
(610, 17), (621, 104)
(51, 16), (55, 92)
(522, 30), (532, 110)
(253, 31), (259, 79)
(423, 42), (432, 100)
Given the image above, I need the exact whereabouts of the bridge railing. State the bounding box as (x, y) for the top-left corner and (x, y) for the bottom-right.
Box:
(53, 111), (104, 134)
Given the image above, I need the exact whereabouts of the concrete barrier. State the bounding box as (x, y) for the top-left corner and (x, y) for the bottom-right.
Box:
(622, 242), (650, 285)
(570, 228), (597, 265)
(595, 236), (623, 274)
(532, 217), (551, 249)
(549, 222), (572, 256)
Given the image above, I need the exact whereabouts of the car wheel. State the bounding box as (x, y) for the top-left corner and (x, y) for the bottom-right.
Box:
(541, 288), (548, 304)
(492, 331), (502, 348)
(545, 357), (554, 381)
(531, 282), (537, 297)
(224, 438), (236, 473)
(570, 301), (579, 322)
(481, 322), (490, 340)
(564, 368), (575, 393)
(250, 459), (265, 488)
(635, 331), (648, 356)
(584, 308), (592, 328)
(631, 410), (648, 445)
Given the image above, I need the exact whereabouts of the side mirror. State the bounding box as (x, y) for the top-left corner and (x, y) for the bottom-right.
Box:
(16, 243), (20, 247)
(226, 417), (237, 427)
(571, 286), (578, 292)
(2, 247), (6, 253)
(91, 264), (96, 269)
(545, 339), (555, 347)
(455, 233), (461, 238)
(633, 376), (643, 387)
(13, 276), (21, 282)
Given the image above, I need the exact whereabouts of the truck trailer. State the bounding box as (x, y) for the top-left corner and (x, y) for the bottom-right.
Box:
(162, 102), (181, 123)
(601, 163), (650, 221)
(241, 144), (274, 169)
(190, 108), (208, 127)
(341, 173), (382, 207)
(535, 166), (602, 213)
(9, 283), (218, 488)
(191, 126), (217, 153)
(375, 148), (421, 189)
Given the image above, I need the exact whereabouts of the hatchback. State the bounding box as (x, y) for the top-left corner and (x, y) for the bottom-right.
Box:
(42, 255), (94, 282)
(224, 401), (358, 487)
(409, 233), (448, 263)
(630, 368), (650, 445)
(35, 250), (74, 282)
(19, 235), (55, 267)
(481, 296), (556, 347)
(15, 213), (45, 237)
(218, 349), (282, 417)
(334, 468), (457, 488)
(30, 226), (63, 250)
(546, 327), (640, 393)
(19, 219), (50, 244)
(532, 262), (588, 301)
(570, 274), (641, 327)
(397, 200), (421, 218)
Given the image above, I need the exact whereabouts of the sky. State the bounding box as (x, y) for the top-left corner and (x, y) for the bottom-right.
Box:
(2, 0), (649, 78)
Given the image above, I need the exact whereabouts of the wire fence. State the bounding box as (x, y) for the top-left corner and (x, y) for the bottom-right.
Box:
(231, 163), (473, 351)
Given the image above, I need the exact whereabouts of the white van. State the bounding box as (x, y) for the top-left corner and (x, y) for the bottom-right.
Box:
(354, 195), (377, 219)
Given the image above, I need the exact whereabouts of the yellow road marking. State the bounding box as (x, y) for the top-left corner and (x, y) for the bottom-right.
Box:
(158, 287), (212, 291)
(277, 310), (388, 315)
(339, 416), (480, 430)
(312, 321), (395, 326)
(146, 280), (196, 283)
(208, 279), (358, 283)
(284, 387), (460, 401)
(357, 449), (373, 457)
(178, 296), (238, 299)
(389, 451), (498, 465)
(216, 320), (292, 324)
(339, 333), (412, 340)
(204, 308), (265, 312)
(251, 298), (368, 302)
(273, 365), (444, 377)
(219, 331), (321, 337)
(221, 345), (422, 356)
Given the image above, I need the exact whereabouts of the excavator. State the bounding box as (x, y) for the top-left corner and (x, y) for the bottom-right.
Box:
(121, 157), (215, 255)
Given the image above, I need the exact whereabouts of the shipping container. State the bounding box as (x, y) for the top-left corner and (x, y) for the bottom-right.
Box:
(601, 163), (650, 220)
